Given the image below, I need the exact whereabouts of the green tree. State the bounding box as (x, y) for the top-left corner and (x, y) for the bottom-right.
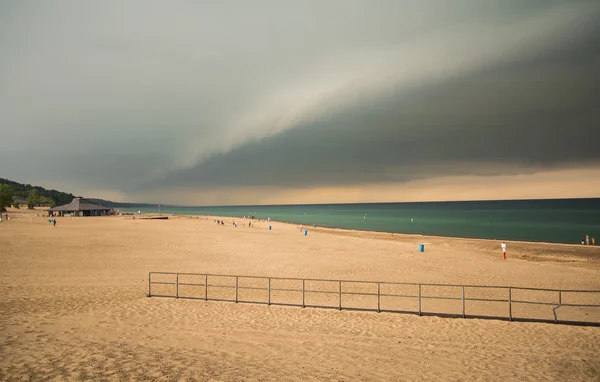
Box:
(27, 189), (39, 209)
(13, 202), (20, 209)
(0, 184), (14, 212)
(38, 196), (56, 208)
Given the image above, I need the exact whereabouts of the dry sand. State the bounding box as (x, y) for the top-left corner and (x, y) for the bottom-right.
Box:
(1, 210), (600, 381)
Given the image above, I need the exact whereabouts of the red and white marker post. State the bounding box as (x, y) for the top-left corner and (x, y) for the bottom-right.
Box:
(501, 242), (507, 260)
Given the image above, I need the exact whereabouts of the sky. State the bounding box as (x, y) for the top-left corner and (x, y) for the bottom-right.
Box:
(1, 1), (599, 205)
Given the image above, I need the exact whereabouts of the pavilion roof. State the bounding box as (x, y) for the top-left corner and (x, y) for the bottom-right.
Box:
(49, 198), (111, 212)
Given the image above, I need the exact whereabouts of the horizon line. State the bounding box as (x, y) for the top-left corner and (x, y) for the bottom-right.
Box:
(111, 196), (600, 209)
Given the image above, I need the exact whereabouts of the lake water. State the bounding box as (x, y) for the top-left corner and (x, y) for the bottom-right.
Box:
(122, 198), (600, 244)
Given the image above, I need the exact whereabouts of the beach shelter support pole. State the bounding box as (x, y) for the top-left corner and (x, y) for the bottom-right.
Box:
(268, 278), (271, 305)
(302, 280), (305, 308)
(418, 284), (422, 316)
(148, 272), (151, 297)
(205, 275), (208, 301)
(377, 282), (381, 313)
(176, 273), (179, 299)
(235, 276), (239, 303)
(339, 281), (342, 310)
(461, 286), (465, 318)
(508, 288), (512, 321)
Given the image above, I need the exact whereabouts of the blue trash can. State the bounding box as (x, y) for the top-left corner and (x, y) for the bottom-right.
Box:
(304, 230), (308, 236)
(269, 226), (272, 230)
(419, 244), (425, 252)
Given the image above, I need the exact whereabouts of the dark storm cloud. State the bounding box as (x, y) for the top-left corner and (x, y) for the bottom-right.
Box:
(158, 31), (600, 189)
(1, 0), (599, 201)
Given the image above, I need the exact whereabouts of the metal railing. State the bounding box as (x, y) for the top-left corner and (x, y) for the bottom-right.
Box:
(147, 272), (600, 326)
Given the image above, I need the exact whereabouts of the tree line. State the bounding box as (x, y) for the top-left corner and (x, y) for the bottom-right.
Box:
(0, 178), (77, 211)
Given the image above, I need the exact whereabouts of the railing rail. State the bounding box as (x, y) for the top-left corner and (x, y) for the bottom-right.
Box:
(147, 272), (600, 326)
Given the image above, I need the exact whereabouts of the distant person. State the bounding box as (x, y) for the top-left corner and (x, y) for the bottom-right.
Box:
(53, 219), (56, 227)
(592, 237), (596, 246)
(586, 235), (590, 245)
(581, 237), (585, 245)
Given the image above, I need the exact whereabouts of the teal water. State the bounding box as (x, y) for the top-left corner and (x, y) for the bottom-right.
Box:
(123, 199), (600, 244)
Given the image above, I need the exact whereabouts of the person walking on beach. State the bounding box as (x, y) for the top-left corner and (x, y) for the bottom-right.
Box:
(585, 235), (590, 245)
(53, 219), (56, 227)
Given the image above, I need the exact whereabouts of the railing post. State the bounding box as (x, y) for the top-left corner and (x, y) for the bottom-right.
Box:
(205, 274), (208, 301)
(554, 291), (562, 324)
(418, 284), (422, 316)
(148, 272), (152, 297)
(268, 278), (271, 305)
(302, 279), (305, 308)
(176, 273), (179, 299)
(559, 291), (562, 305)
(235, 276), (239, 303)
(508, 288), (512, 322)
(339, 281), (342, 310)
(377, 282), (381, 313)
(461, 286), (465, 318)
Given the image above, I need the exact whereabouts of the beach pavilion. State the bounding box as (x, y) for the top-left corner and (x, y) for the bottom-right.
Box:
(48, 197), (112, 217)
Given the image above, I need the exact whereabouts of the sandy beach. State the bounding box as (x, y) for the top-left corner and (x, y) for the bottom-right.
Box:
(1, 210), (600, 381)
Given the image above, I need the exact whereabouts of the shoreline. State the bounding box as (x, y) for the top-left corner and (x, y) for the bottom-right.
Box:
(136, 212), (600, 266)
(153, 212), (600, 250)
(117, 198), (600, 246)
